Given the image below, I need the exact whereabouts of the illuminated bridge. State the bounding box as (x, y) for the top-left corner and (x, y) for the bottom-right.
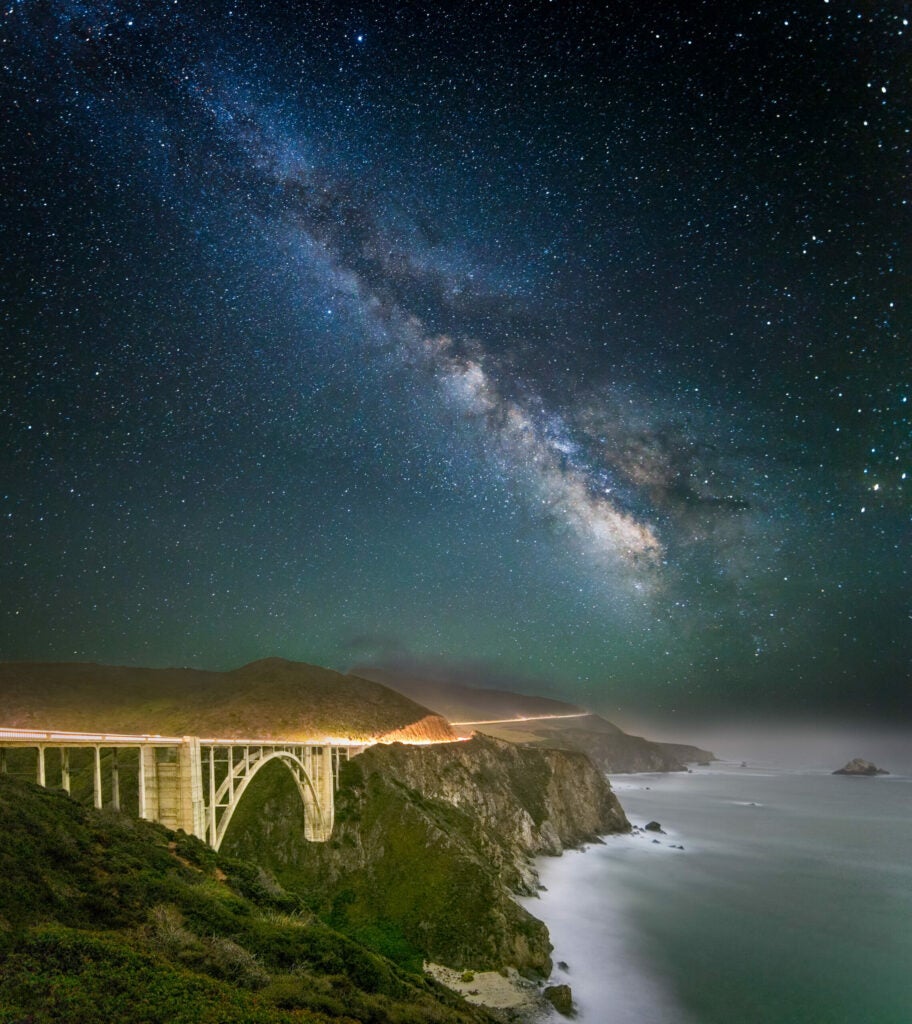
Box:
(0, 728), (361, 850)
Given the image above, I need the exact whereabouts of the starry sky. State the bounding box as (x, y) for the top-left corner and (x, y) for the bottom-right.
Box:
(2, 0), (909, 722)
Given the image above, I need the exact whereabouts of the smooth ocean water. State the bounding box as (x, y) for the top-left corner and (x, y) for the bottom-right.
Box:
(522, 764), (912, 1024)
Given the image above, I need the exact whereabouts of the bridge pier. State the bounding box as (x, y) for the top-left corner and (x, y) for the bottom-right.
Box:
(111, 749), (120, 811)
(92, 747), (102, 809)
(138, 745), (156, 821)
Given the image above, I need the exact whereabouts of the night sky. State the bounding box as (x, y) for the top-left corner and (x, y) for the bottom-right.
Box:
(2, 0), (909, 722)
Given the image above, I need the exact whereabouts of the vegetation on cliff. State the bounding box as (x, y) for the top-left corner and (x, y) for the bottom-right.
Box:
(0, 776), (496, 1024)
(221, 735), (629, 974)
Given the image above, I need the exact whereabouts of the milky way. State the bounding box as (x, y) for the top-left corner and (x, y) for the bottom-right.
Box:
(1, 0), (909, 719)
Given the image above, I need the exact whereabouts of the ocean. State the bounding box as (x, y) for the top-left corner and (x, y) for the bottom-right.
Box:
(522, 757), (912, 1024)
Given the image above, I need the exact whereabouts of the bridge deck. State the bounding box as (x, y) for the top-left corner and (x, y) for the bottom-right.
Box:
(0, 727), (363, 747)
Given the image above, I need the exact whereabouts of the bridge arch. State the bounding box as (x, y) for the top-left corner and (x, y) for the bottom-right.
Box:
(0, 730), (343, 850)
(211, 748), (330, 851)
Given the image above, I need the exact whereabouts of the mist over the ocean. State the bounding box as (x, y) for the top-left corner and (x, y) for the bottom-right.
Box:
(524, 733), (912, 1024)
(612, 718), (912, 775)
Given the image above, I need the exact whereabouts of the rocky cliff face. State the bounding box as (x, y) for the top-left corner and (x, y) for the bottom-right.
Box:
(357, 735), (627, 854)
(222, 735), (628, 975)
(654, 740), (715, 767)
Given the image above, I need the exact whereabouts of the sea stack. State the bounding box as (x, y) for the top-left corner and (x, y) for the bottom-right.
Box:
(832, 758), (890, 776)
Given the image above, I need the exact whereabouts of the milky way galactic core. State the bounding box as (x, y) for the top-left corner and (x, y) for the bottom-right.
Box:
(2, 1), (909, 718)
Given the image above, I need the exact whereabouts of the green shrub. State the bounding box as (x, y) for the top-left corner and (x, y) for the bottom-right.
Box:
(200, 935), (270, 989)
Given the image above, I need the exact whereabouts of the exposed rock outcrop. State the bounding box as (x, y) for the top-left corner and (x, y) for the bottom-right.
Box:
(833, 758), (890, 776)
(544, 984), (574, 1015)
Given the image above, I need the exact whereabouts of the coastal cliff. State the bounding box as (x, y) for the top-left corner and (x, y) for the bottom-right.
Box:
(516, 719), (714, 773)
(222, 735), (629, 974)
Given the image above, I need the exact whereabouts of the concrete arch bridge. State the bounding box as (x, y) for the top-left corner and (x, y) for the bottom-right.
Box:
(0, 728), (360, 850)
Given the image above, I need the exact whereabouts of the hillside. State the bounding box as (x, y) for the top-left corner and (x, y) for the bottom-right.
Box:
(222, 734), (629, 974)
(0, 776), (495, 1024)
(479, 716), (715, 773)
(351, 665), (713, 772)
(349, 665), (585, 723)
(0, 658), (455, 743)
(0, 733), (626, 1021)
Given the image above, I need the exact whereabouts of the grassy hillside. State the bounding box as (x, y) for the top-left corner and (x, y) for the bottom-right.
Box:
(0, 658), (455, 742)
(0, 776), (495, 1024)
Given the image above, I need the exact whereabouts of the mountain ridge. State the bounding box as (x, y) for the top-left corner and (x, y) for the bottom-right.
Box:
(0, 658), (456, 743)
(351, 664), (714, 772)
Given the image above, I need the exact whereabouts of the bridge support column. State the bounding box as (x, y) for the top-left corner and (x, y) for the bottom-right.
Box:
(93, 746), (103, 808)
(301, 746), (333, 842)
(36, 746), (46, 787)
(320, 745), (334, 830)
(146, 741), (203, 837)
(111, 750), (119, 810)
(61, 748), (70, 794)
(208, 746), (216, 847)
(139, 745), (158, 821)
(179, 737), (206, 840)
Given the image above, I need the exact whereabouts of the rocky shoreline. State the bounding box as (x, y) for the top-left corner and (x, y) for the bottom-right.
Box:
(425, 963), (548, 1017)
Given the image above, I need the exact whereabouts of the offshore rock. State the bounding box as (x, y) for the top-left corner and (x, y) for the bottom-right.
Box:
(833, 758), (890, 776)
(222, 734), (629, 975)
(544, 984), (574, 1015)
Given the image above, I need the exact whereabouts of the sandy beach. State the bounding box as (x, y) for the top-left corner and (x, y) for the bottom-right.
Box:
(424, 961), (549, 1014)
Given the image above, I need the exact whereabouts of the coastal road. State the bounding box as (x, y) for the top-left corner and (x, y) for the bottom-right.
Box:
(449, 712), (591, 726)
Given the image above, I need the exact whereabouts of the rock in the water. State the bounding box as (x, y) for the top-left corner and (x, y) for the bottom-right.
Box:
(544, 984), (573, 1015)
(833, 758), (890, 776)
(644, 820), (665, 833)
